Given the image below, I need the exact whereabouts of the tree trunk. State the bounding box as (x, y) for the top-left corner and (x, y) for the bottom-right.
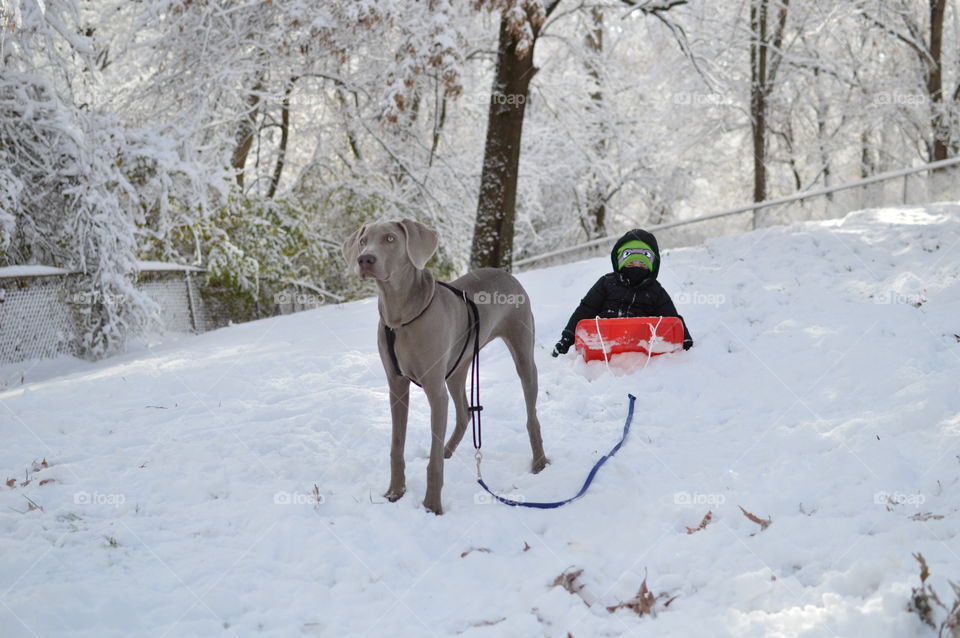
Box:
(750, 0), (769, 208)
(231, 80), (264, 188)
(928, 0), (947, 161)
(749, 0), (789, 227)
(584, 7), (607, 238)
(860, 130), (875, 178)
(268, 78), (296, 199)
(813, 68), (831, 199)
(469, 15), (541, 271)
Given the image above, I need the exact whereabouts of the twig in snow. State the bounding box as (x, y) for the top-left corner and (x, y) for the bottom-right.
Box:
(910, 512), (944, 522)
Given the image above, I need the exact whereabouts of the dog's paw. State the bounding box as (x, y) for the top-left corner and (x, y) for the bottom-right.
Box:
(384, 487), (405, 502)
(531, 456), (549, 474)
(422, 497), (443, 515)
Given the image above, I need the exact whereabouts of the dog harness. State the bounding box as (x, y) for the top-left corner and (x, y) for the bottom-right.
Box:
(382, 280), (484, 446)
(383, 281), (478, 386)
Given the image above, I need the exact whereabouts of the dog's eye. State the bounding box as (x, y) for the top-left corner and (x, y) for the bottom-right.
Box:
(385, 234), (396, 243)
(358, 237), (366, 247)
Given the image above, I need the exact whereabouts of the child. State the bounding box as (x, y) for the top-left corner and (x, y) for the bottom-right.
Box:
(552, 229), (693, 357)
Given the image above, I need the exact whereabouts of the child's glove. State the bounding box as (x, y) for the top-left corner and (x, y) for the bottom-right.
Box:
(551, 331), (575, 357)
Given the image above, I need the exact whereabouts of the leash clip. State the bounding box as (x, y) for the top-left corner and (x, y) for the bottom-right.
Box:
(474, 450), (483, 479)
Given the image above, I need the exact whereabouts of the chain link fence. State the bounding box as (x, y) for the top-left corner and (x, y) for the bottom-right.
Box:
(0, 269), (82, 363)
(0, 265), (348, 365)
(0, 264), (210, 364)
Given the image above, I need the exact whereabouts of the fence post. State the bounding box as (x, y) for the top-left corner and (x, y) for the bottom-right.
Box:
(185, 271), (199, 332)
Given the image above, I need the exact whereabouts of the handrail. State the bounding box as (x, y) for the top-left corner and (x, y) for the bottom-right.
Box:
(514, 156), (960, 268)
(282, 278), (345, 302)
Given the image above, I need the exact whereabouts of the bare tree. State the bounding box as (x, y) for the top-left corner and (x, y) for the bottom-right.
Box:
(582, 6), (609, 238)
(749, 0), (790, 209)
(470, 0), (689, 270)
(863, 0), (956, 161)
(470, 0), (562, 271)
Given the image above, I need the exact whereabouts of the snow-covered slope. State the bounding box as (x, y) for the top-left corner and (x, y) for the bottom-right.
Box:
(2, 206), (959, 638)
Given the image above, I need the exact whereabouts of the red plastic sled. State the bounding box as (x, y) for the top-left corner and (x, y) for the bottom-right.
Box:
(575, 317), (684, 362)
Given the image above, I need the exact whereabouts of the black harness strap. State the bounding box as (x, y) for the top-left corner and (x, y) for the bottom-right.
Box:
(382, 281), (484, 463)
(383, 282), (479, 391)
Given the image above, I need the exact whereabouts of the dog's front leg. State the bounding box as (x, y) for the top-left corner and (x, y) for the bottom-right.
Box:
(422, 382), (449, 515)
(385, 375), (410, 502)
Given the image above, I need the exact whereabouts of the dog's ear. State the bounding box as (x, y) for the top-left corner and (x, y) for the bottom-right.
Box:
(341, 224), (367, 272)
(398, 218), (438, 270)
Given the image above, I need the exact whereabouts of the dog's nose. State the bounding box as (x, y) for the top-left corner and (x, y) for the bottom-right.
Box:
(357, 254), (377, 269)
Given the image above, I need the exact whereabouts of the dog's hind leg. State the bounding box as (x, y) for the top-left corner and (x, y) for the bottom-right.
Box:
(502, 324), (548, 474)
(444, 368), (470, 459)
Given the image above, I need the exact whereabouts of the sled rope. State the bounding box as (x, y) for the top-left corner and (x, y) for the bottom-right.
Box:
(475, 394), (636, 509)
(595, 316), (612, 374)
(641, 316), (664, 371)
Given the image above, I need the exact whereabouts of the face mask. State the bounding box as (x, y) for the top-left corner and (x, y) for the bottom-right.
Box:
(623, 267), (648, 285)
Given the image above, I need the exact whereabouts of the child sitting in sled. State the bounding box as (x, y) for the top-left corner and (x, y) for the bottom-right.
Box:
(552, 229), (693, 357)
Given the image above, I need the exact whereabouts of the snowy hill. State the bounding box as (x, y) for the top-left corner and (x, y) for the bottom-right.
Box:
(2, 205), (959, 637)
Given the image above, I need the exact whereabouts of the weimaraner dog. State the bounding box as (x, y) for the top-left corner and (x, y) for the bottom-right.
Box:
(342, 219), (547, 514)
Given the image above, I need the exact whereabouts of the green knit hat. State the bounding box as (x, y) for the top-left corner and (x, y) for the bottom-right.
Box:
(616, 240), (656, 271)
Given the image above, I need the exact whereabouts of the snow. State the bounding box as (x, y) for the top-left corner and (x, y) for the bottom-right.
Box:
(136, 261), (204, 273)
(2, 205), (959, 637)
(0, 262), (202, 280)
(0, 265), (74, 278)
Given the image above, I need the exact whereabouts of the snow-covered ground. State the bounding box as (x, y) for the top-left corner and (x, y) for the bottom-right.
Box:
(2, 205), (959, 637)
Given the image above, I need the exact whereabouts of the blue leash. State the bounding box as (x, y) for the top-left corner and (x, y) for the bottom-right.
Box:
(475, 394), (636, 509)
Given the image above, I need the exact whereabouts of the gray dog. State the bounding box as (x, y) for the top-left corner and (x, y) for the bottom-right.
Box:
(342, 219), (547, 514)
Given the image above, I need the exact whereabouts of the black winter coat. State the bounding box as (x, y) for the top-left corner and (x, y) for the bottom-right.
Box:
(561, 229), (693, 349)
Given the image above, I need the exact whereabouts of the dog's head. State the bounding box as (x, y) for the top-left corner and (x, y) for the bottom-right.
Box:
(341, 219), (439, 280)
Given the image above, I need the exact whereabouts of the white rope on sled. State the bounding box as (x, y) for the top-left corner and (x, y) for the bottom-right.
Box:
(594, 315), (613, 374)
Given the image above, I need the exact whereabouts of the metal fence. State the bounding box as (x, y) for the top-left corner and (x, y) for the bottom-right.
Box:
(0, 265), (349, 365)
(514, 157), (960, 271)
(0, 269), (81, 364)
(0, 263), (208, 365)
